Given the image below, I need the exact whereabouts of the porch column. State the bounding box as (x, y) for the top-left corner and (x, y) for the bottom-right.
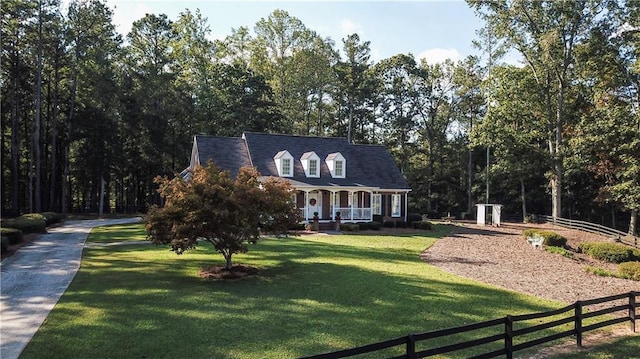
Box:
(330, 191), (336, 220)
(404, 192), (408, 222)
(304, 190), (309, 221)
(349, 190), (355, 221)
(368, 190), (373, 221)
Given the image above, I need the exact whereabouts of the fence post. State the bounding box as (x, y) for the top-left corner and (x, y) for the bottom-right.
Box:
(630, 292), (637, 333)
(505, 315), (513, 359)
(575, 301), (583, 347)
(406, 333), (417, 359)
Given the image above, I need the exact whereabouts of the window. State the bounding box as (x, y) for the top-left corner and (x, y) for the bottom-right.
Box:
(309, 159), (318, 176)
(372, 194), (382, 215)
(282, 158), (291, 176)
(335, 160), (343, 177)
(326, 152), (346, 178)
(274, 150), (294, 177)
(391, 194), (401, 217)
(301, 151), (320, 178)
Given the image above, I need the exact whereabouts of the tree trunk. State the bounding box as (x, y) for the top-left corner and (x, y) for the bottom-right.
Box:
(49, 58), (61, 212)
(33, 0), (44, 213)
(520, 177), (527, 222)
(467, 117), (473, 216)
(224, 253), (233, 270)
(10, 53), (20, 214)
(629, 209), (638, 236)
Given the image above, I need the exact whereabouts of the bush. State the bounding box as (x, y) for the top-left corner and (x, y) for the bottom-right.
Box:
(578, 242), (638, 264)
(618, 262), (640, 281)
(523, 214), (543, 224)
(357, 222), (369, 230)
(369, 221), (381, 230)
(396, 221), (408, 228)
(41, 212), (64, 226)
(372, 214), (383, 224)
(341, 223), (359, 232)
(522, 229), (567, 247)
(3, 214), (47, 234)
(1, 237), (9, 253)
(407, 213), (422, 225)
(412, 220), (432, 230)
(383, 220), (395, 228)
(1, 228), (24, 245)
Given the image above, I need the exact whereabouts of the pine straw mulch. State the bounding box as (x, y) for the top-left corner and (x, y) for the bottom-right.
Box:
(421, 222), (638, 310)
(421, 222), (639, 357)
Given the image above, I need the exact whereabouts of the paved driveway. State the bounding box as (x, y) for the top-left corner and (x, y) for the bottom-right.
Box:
(0, 217), (143, 359)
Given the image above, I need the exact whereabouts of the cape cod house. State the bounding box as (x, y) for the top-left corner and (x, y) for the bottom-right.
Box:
(183, 132), (411, 223)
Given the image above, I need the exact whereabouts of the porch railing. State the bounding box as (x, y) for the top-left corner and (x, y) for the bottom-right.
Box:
(334, 207), (372, 222)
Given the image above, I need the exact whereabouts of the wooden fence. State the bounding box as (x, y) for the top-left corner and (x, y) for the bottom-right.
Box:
(537, 215), (639, 248)
(301, 291), (638, 359)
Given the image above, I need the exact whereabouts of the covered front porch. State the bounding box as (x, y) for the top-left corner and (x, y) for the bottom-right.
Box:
(294, 186), (408, 223)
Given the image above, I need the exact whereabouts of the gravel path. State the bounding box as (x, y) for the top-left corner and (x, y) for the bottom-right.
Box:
(421, 222), (639, 308)
(0, 217), (143, 359)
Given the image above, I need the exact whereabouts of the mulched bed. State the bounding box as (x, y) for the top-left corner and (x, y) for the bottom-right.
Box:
(199, 264), (259, 279)
(421, 222), (639, 310)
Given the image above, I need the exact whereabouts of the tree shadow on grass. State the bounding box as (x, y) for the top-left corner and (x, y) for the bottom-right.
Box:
(21, 238), (566, 359)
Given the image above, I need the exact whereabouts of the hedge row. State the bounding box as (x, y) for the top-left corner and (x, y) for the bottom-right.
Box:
(578, 242), (640, 264)
(1, 212), (64, 234)
(522, 229), (567, 247)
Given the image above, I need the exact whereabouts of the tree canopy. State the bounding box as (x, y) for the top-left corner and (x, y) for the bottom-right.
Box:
(1, 1), (638, 235)
(146, 162), (298, 269)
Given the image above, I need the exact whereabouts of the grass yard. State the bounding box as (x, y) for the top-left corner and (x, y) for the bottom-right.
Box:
(21, 223), (594, 358)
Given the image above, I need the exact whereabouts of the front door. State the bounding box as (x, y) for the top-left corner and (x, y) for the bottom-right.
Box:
(308, 192), (322, 219)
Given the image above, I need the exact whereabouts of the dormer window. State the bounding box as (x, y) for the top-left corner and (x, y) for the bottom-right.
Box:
(274, 150), (294, 177)
(325, 152), (346, 179)
(301, 151), (320, 178)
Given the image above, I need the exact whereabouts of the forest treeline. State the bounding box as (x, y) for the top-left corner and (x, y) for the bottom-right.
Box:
(1, 0), (638, 234)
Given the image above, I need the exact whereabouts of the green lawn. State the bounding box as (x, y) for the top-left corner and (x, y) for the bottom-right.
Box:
(20, 224), (607, 358)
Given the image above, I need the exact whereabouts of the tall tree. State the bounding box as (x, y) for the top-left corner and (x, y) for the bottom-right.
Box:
(334, 33), (377, 143)
(468, 0), (611, 218)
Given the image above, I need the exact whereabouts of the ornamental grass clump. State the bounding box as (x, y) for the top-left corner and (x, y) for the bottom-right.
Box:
(578, 242), (639, 264)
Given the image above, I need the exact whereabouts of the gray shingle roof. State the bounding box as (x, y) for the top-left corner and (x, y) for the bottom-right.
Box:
(194, 135), (251, 178)
(194, 132), (410, 190)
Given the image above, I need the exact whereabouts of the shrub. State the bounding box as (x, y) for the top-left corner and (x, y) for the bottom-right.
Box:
(41, 212), (64, 226)
(524, 214), (543, 224)
(369, 221), (381, 230)
(372, 215), (383, 224)
(586, 266), (617, 278)
(357, 222), (369, 230)
(383, 220), (395, 228)
(578, 242), (637, 263)
(341, 223), (359, 232)
(545, 245), (573, 258)
(1, 237), (9, 253)
(1, 228), (24, 245)
(407, 213), (422, 225)
(3, 214), (47, 234)
(618, 262), (640, 281)
(396, 221), (408, 228)
(412, 220), (432, 230)
(522, 229), (567, 247)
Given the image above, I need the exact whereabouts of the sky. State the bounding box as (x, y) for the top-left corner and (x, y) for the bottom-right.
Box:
(101, 0), (494, 65)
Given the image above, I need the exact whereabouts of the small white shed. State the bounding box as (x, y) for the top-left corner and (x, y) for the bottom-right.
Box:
(476, 204), (503, 227)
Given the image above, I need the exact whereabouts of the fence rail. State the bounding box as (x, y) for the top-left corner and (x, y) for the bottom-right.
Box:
(536, 215), (639, 248)
(300, 291), (638, 359)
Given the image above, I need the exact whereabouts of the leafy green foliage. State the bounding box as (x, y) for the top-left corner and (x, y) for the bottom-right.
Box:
(522, 229), (567, 247)
(3, 214), (47, 234)
(578, 242), (640, 264)
(618, 262), (640, 281)
(412, 220), (433, 230)
(0, 227), (24, 245)
(146, 162), (298, 269)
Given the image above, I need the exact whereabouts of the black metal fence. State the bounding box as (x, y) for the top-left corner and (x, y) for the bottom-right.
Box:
(301, 291), (638, 359)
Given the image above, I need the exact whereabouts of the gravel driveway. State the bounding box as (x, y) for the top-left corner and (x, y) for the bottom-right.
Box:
(0, 217), (142, 359)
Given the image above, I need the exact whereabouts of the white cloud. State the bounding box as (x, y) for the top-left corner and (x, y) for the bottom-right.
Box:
(417, 48), (461, 64)
(340, 18), (364, 37)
